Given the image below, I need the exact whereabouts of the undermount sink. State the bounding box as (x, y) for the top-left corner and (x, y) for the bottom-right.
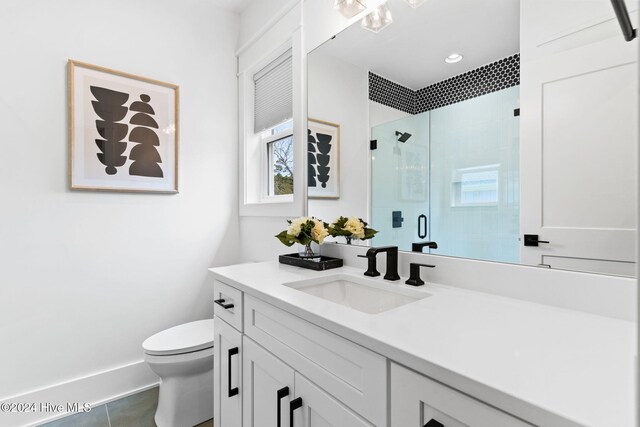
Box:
(283, 274), (430, 314)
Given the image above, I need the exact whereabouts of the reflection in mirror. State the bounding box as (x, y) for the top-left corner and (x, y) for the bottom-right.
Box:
(307, 0), (638, 277)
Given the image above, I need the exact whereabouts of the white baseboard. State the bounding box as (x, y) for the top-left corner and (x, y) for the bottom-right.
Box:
(0, 360), (159, 427)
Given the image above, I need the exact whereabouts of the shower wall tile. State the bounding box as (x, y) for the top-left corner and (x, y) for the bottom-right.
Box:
(368, 73), (416, 114)
(368, 53), (520, 115)
(414, 54), (520, 113)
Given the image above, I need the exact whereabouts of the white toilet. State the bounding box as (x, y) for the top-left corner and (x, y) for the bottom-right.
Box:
(143, 319), (214, 427)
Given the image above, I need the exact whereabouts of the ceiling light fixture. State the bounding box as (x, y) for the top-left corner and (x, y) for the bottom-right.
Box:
(445, 53), (463, 64)
(334, 0), (367, 18)
(361, 2), (393, 33)
(403, 0), (428, 7)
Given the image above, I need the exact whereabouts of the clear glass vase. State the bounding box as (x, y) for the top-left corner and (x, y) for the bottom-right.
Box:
(299, 242), (319, 259)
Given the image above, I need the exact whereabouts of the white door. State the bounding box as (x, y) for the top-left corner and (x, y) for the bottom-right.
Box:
(390, 363), (531, 427)
(214, 316), (242, 427)
(291, 373), (373, 427)
(520, 0), (638, 276)
(242, 336), (295, 427)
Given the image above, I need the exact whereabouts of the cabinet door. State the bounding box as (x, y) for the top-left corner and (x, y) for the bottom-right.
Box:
(243, 336), (295, 427)
(291, 373), (374, 427)
(214, 316), (242, 427)
(390, 363), (532, 427)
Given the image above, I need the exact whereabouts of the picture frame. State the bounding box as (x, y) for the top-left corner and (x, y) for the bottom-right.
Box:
(308, 118), (340, 199)
(68, 60), (179, 193)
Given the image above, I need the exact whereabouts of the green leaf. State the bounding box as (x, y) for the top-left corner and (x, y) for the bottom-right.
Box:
(363, 227), (378, 240)
(275, 231), (296, 247)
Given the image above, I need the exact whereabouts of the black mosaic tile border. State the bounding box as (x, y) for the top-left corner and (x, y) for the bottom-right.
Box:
(368, 72), (415, 114)
(368, 53), (520, 114)
(414, 54), (519, 113)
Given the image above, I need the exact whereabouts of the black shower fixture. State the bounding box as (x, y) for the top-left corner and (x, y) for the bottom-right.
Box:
(395, 131), (412, 142)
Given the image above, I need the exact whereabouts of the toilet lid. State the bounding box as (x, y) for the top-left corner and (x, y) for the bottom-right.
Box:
(143, 319), (214, 356)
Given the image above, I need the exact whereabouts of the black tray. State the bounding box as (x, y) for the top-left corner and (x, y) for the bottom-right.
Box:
(279, 253), (343, 271)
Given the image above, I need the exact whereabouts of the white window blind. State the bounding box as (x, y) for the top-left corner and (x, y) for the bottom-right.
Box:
(254, 49), (293, 133)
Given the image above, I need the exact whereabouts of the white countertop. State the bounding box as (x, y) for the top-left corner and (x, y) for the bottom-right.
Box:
(209, 261), (636, 427)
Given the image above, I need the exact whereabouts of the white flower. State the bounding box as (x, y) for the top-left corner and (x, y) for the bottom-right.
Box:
(344, 216), (365, 239)
(287, 217), (309, 237)
(311, 219), (329, 244)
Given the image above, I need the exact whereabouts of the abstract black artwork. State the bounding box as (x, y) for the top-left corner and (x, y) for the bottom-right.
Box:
(308, 119), (340, 199)
(69, 60), (179, 193)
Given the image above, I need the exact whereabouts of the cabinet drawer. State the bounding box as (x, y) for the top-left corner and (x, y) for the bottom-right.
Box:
(391, 363), (533, 427)
(244, 295), (387, 426)
(214, 280), (243, 332)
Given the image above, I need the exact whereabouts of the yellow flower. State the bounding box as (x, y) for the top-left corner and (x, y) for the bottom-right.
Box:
(287, 216), (309, 236)
(344, 216), (365, 239)
(311, 219), (329, 244)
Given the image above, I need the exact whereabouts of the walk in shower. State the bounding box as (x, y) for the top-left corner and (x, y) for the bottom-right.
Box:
(371, 86), (520, 264)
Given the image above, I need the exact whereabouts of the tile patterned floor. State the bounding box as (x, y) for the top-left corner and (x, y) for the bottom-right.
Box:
(40, 387), (213, 427)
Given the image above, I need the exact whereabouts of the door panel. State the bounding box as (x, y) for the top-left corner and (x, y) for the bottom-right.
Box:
(390, 363), (531, 427)
(292, 373), (373, 427)
(214, 316), (242, 427)
(520, 0), (638, 275)
(242, 336), (295, 427)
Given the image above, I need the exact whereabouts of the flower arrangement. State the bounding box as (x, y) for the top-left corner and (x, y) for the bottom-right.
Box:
(328, 216), (377, 244)
(276, 217), (330, 257)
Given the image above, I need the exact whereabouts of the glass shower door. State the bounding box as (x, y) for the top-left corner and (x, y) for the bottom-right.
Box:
(371, 112), (430, 252)
(429, 86), (520, 263)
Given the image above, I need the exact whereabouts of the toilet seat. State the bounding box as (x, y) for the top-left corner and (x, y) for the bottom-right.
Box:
(143, 319), (214, 356)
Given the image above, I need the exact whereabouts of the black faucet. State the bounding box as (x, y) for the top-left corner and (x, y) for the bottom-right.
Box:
(358, 246), (400, 281)
(405, 263), (435, 286)
(412, 241), (438, 252)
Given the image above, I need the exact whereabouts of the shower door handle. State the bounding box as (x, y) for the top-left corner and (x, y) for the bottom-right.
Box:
(418, 214), (427, 239)
(227, 347), (239, 397)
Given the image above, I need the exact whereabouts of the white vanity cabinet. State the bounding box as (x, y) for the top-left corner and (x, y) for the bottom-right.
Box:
(214, 279), (543, 427)
(214, 279), (387, 427)
(390, 363), (532, 427)
(213, 280), (245, 427)
(243, 336), (372, 427)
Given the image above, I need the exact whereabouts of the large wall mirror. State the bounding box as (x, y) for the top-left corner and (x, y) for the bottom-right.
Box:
(307, 0), (638, 277)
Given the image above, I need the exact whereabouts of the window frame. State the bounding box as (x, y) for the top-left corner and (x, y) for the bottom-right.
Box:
(262, 120), (294, 200)
(237, 17), (306, 217)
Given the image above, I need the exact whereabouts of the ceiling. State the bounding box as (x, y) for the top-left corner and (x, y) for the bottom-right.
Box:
(315, 0), (520, 89)
(211, 0), (254, 14)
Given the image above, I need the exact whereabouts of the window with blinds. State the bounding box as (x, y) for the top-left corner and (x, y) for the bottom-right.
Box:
(254, 49), (293, 133)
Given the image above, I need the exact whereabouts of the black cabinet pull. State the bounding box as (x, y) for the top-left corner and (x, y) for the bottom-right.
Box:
(214, 298), (234, 310)
(424, 419), (444, 427)
(277, 386), (289, 427)
(418, 214), (427, 239)
(289, 397), (302, 427)
(227, 347), (239, 397)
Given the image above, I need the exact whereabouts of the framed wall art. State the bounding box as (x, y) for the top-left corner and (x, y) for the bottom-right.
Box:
(307, 118), (340, 199)
(68, 60), (179, 193)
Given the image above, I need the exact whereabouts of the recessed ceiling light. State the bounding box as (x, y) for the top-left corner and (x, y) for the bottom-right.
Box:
(334, 0), (367, 18)
(445, 53), (463, 64)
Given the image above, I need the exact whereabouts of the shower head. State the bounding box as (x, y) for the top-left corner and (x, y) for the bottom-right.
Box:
(395, 131), (412, 143)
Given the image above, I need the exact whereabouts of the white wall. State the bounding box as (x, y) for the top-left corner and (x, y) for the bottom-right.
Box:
(238, 0), (294, 49)
(307, 50), (369, 227)
(0, 0), (239, 424)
